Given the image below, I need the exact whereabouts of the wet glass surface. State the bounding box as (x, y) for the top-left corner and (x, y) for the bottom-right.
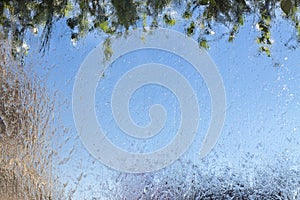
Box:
(1, 0), (300, 199)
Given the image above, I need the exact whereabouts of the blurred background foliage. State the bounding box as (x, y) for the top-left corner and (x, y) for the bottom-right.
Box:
(0, 0), (299, 57)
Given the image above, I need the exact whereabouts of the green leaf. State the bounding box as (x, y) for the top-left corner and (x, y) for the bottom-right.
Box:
(183, 11), (192, 19)
(199, 39), (209, 49)
(103, 38), (113, 61)
(163, 14), (176, 26)
(281, 0), (293, 15)
(228, 34), (235, 42)
(142, 13), (147, 27)
(238, 16), (244, 26)
(99, 21), (109, 33)
(260, 46), (271, 57)
(186, 21), (195, 36)
(199, 0), (210, 5)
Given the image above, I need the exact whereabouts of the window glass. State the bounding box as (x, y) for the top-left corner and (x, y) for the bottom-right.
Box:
(1, 0), (300, 199)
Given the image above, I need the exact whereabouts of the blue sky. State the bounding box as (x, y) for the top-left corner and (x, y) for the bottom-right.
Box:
(24, 13), (300, 198)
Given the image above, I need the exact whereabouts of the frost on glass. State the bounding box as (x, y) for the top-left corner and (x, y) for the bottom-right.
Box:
(80, 155), (300, 199)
